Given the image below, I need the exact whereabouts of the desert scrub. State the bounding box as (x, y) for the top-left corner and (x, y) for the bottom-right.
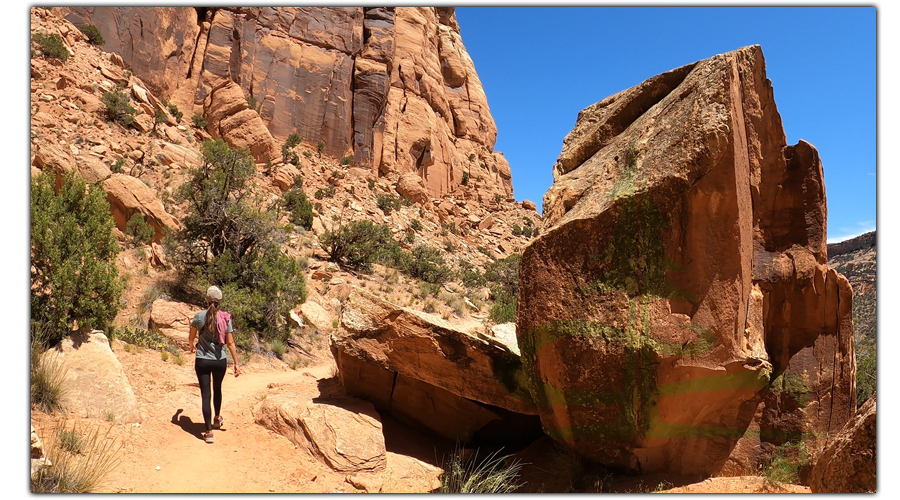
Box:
(31, 421), (121, 493)
(438, 447), (525, 493)
(101, 90), (137, 127)
(32, 32), (69, 61)
(192, 112), (208, 129)
(377, 194), (403, 215)
(321, 220), (394, 272)
(78, 24), (104, 46)
(125, 213), (155, 245)
(31, 325), (68, 413)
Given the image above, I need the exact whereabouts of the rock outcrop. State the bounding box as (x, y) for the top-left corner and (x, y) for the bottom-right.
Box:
(44, 330), (140, 422)
(254, 394), (386, 473)
(103, 174), (181, 243)
(332, 287), (538, 440)
(149, 300), (198, 349)
(518, 45), (855, 476)
(809, 393), (876, 493)
(58, 7), (513, 201)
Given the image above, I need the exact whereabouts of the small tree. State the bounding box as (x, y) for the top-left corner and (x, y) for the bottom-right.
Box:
(101, 90), (136, 127)
(169, 139), (306, 340)
(31, 171), (123, 341)
(321, 220), (393, 272)
(78, 24), (104, 46)
(125, 213), (155, 245)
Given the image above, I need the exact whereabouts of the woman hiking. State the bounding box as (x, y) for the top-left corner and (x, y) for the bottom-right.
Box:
(188, 286), (241, 444)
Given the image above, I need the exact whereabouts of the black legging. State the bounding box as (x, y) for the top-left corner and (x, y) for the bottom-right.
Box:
(195, 357), (227, 431)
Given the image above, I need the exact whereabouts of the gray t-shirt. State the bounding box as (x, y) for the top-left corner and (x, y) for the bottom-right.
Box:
(191, 310), (233, 361)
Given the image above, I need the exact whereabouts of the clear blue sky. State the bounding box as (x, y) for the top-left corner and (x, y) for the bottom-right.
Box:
(455, 6), (876, 244)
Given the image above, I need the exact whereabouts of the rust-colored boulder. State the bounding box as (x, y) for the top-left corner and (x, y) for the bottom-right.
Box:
(518, 45), (855, 476)
(332, 287), (537, 417)
(204, 80), (278, 164)
(254, 394), (386, 473)
(396, 172), (429, 205)
(810, 394), (876, 493)
(102, 173), (180, 243)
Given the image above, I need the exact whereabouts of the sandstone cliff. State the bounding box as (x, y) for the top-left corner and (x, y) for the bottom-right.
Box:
(517, 45), (855, 477)
(58, 7), (512, 202)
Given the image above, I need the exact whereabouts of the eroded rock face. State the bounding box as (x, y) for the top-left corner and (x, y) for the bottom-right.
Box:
(518, 45), (855, 476)
(60, 7), (512, 200)
(331, 287), (537, 439)
(809, 393), (876, 493)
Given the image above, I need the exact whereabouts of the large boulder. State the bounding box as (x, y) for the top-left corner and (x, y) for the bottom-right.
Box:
(254, 394), (386, 473)
(43, 331), (140, 422)
(333, 287), (536, 416)
(517, 45), (855, 476)
(810, 394), (876, 493)
(149, 300), (197, 349)
(203, 78), (278, 164)
(102, 173), (180, 243)
(395, 172), (430, 205)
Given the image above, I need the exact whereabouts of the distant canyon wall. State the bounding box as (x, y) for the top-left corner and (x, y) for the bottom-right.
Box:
(60, 7), (512, 201)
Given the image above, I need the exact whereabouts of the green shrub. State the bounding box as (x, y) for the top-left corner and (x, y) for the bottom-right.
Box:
(368, 179), (375, 191)
(321, 220), (394, 272)
(168, 139), (307, 340)
(112, 158), (125, 174)
(764, 442), (808, 486)
(377, 194), (403, 215)
(512, 224), (523, 236)
(79, 24), (105, 46)
(314, 188), (324, 200)
(101, 90), (136, 127)
(340, 156), (353, 165)
(167, 103), (183, 122)
(439, 447), (525, 493)
(410, 218), (423, 232)
(282, 188), (313, 231)
(246, 96), (258, 111)
(32, 32), (69, 61)
(462, 171), (470, 185)
(405, 245), (453, 284)
(325, 184), (336, 198)
(457, 259), (486, 289)
(317, 140), (325, 153)
(31, 171), (123, 340)
(485, 254), (521, 323)
(304, 150), (313, 158)
(270, 338), (286, 359)
(192, 112), (208, 129)
(125, 213), (155, 245)
(285, 133), (302, 149)
(856, 336), (876, 407)
(494, 193), (503, 203)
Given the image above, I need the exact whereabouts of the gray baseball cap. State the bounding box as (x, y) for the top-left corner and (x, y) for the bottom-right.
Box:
(206, 285), (223, 302)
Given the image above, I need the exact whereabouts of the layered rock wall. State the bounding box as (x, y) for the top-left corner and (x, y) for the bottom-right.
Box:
(59, 7), (512, 201)
(518, 45), (855, 477)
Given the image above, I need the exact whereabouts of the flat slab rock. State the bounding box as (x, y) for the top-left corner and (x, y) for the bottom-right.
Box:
(254, 394), (386, 473)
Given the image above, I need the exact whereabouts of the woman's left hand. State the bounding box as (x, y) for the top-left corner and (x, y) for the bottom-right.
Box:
(234, 365), (241, 378)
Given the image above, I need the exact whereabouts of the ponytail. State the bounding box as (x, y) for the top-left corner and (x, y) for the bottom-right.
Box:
(204, 300), (218, 338)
